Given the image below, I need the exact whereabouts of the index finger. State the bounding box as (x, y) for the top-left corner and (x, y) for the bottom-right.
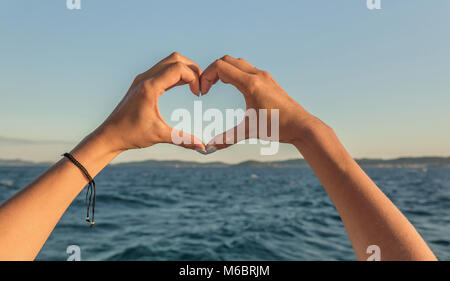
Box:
(200, 58), (253, 95)
(152, 62), (199, 96)
(159, 52), (202, 77)
(134, 52), (202, 95)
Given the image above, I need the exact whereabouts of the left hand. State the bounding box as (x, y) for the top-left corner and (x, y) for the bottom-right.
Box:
(96, 52), (206, 153)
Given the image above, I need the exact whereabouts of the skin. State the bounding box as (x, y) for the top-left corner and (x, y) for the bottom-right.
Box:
(0, 52), (205, 260)
(0, 53), (437, 261)
(202, 55), (437, 261)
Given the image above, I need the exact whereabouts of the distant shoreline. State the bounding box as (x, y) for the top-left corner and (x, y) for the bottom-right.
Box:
(1, 157), (450, 168)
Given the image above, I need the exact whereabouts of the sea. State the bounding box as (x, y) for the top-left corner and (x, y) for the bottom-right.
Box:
(0, 166), (448, 260)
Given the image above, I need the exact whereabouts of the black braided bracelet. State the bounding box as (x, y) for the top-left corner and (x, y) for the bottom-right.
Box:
(62, 153), (96, 227)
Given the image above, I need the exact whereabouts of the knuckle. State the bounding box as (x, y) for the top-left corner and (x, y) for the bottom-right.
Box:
(214, 58), (224, 67)
(246, 76), (260, 92)
(169, 51), (181, 60)
(221, 54), (231, 61)
(142, 79), (155, 92)
(134, 73), (144, 82)
(259, 70), (271, 78)
(171, 61), (185, 70)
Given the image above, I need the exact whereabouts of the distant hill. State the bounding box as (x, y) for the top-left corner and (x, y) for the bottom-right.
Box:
(235, 159), (308, 167)
(1, 157), (450, 168)
(0, 159), (51, 166)
(114, 157), (450, 168)
(355, 157), (450, 168)
(114, 159), (228, 168)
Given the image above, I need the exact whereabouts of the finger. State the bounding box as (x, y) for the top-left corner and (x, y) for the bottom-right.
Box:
(136, 52), (202, 95)
(156, 52), (202, 94)
(160, 53), (202, 95)
(153, 62), (200, 96)
(161, 52), (202, 77)
(161, 125), (207, 154)
(201, 59), (253, 95)
(221, 55), (257, 74)
(205, 121), (249, 153)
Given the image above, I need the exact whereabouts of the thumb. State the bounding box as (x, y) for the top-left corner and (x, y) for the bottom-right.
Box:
(161, 125), (207, 154)
(205, 121), (251, 153)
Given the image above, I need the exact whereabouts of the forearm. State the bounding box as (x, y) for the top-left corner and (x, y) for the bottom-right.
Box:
(0, 129), (120, 260)
(293, 116), (436, 261)
(0, 53), (204, 261)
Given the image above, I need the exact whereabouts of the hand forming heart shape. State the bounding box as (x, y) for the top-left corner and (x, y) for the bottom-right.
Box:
(97, 52), (315, 156)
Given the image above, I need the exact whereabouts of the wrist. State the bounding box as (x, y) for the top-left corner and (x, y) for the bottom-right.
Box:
(69, 129), (122, 178)
(92, 122), (133, 154)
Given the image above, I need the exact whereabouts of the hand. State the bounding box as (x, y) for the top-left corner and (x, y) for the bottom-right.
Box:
(96, 52), (206, 153)
(200, 55), (320, 151)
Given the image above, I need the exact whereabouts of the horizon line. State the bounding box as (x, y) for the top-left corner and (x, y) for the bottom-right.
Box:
(1, 155), (450, 166)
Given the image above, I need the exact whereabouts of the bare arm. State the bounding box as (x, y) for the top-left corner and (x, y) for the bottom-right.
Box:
(294, 119), (436, 260)
(0, 52), (205, 260)
(0, 132), (119, 260)
(202, 55), (437, 261)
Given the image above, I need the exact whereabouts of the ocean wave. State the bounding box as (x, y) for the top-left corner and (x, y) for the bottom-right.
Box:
(0, 180), (14, 187)
(0, 166), (446, 261)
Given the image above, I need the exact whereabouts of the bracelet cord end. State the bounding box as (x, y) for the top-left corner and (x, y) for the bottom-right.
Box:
(62, 153), (97, 228)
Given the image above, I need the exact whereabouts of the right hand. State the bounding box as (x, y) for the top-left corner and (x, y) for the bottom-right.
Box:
(200, 55), (320, 151)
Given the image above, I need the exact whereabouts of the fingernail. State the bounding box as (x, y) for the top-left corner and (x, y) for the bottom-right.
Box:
(206, 146), (217, 154)
(195, 148), (207, 155)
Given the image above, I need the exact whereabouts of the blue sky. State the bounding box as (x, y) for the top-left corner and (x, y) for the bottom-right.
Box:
(0, 1), (449, 163)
